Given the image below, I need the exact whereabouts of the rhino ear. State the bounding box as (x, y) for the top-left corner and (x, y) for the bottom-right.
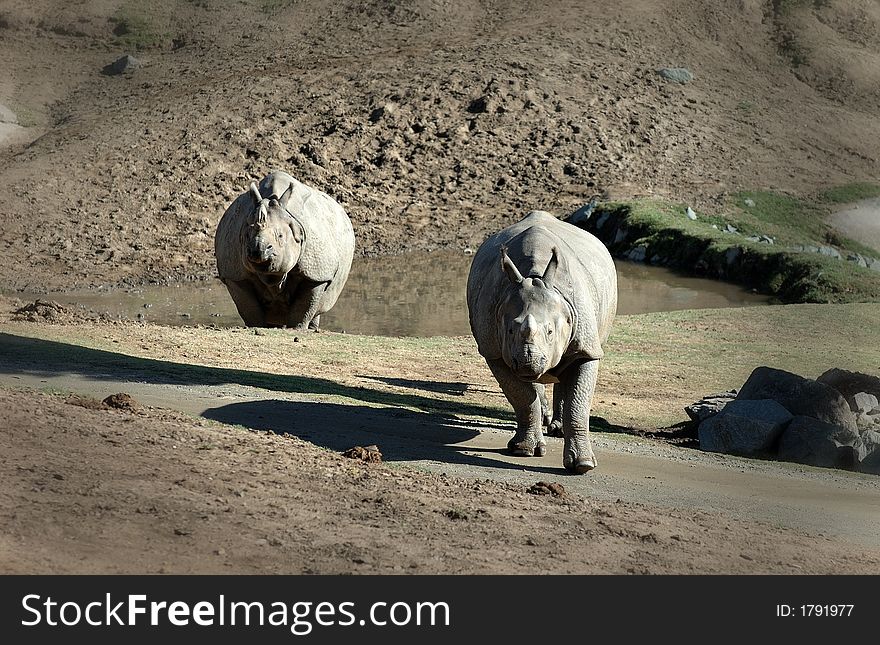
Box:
(278, 182), (294, 208)
(542, 248), (559, 287)
(288, 214), (305, 244)
(500, 246), (523, 284)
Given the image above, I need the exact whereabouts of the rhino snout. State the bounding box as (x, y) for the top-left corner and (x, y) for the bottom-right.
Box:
(247, 243), (276, 264)
(511, 352), (548, 380)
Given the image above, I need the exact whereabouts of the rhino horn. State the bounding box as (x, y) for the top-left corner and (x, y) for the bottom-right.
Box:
(542, 248), (559, 287)
(249, 182), (263, 206)
(500, 246), (523, 284)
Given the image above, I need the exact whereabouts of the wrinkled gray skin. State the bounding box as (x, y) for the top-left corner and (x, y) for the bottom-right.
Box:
(467, 211), (617, 473)
(215, 170), (355, 330)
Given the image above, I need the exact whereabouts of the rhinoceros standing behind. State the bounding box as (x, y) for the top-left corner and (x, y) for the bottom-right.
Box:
(467, 211), (617, 473)
(215, 170), (355, 330)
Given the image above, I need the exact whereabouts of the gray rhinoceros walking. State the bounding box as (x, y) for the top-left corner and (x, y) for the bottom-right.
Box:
(215, 170), (355, 330)
(467, 211), (617, 473)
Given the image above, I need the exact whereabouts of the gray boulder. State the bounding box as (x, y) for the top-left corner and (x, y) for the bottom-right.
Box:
(778, 416), (866, 470)
(737, 367), (857, 432)
(698, 399), (793, 456)
(817, 245), (841, 259)
(656, 68), (693, 84)
(853, 392), (879, 414)
(847, 253), (869, 268)
(817, 368), (880, 403)
(856, 412), (879, 430)
(859, 430), (880, 475)
(102, 54), (141, 76)
(627, 246), (647, 262)
(724, 247), (741, 267)
(567, 198), (598, 227)
(685, 390), (737, 422)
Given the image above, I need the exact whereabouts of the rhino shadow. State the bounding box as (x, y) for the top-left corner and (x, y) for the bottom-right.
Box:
(0, 332), (508, 420)
(203, 399), (566, 474)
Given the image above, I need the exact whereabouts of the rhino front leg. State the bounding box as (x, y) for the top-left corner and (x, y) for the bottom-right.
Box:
(224, 279), (266, 327)
(288, 281), (328, 331)
(486, 358), (546, 457)
(559, 358), (599, 474)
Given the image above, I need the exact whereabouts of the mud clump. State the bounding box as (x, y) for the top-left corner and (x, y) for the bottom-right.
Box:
(102, 393), (140, 411)
(342, 445), (382, 463)
(14, 300), (70, 323)
(12, 299), (98, 324)
(527, 481), (566, 497)
(66, 395), (108, 411)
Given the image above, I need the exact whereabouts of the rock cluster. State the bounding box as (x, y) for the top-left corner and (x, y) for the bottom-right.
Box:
(691, 367), (880, 474)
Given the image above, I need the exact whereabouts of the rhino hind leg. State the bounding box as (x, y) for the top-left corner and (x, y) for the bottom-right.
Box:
(308, 315), (320, 331)
(287, 281), (328, 331)
(559, 359), (599, 474)
(546, 384), (564, 437)
(486, 358), (546, 457)
(538, 384), (552, 429)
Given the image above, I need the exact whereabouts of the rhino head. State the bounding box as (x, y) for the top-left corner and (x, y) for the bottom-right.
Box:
(242, 181), (304, 282)
(498, 246), (573, 381)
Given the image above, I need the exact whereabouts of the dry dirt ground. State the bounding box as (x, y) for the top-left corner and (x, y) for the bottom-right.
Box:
(1, 301), (879, 574)
(2, 0), (880, 575)
(2, 0), (880, 291)
(3, 389), (879, 575)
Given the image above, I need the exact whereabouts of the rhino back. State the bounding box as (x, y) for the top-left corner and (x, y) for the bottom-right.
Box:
(468, 211), (617, 360)
(290, 181), (355, 286)
(215, 191), (252, 282)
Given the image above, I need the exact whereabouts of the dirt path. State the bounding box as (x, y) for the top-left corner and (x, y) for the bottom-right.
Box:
(2, 332), (878, 554)
(831, 198), (880, 254)
(0, 102), (28, 149)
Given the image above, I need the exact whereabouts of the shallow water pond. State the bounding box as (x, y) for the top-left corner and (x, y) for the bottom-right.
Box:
(28, 252), (768, 337)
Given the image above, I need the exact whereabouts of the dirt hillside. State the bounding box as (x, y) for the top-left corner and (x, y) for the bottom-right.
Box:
(1, 0), (879, 291)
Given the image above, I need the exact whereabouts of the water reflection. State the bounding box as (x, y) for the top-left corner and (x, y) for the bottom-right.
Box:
(22, 252), (768, 337)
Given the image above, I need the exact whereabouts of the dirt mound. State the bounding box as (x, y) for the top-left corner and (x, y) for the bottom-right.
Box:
(342, 445), (383, 463)
(11, 299), (96, 324)
(527, 481), (566, 497)
(102, 392), (141, 411)
(2, 0), (880, 292)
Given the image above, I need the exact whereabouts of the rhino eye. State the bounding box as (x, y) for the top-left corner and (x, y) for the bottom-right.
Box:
(548, 328), (553, 336)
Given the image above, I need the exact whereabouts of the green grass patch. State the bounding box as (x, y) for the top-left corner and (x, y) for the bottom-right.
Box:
(587, 194), (880, 304)
(110, 5), (168, 50)
(819, 182), (880, 205)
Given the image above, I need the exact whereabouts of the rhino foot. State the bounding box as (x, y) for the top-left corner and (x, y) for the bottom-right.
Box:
(565, 458), (596, 474)
(507, 438), (546, 457)
(545, 420), (564, 437)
